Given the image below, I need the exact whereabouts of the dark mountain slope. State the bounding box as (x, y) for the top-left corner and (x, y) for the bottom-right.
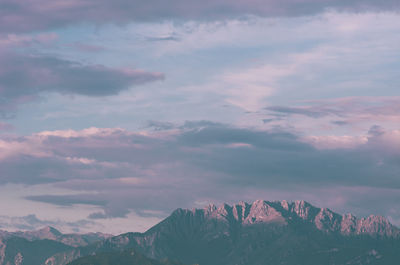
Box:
(0, 237), (73, 265)
(67, 249), (185, 265)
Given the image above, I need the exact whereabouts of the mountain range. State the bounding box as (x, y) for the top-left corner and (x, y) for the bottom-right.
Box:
(0, 226), (111, 265)
(1, 200), (400, 265)
(0, 226), (112, 247)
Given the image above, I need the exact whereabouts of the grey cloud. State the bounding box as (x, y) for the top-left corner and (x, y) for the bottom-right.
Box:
(0, 51), (164, 115)
(25, 195), (107, 207)
(262, 118), (276, 123)
(331, 120), (348, 126)
(177, 124), (312, 151)
(265, 97), (400, 121)
(0, 154), (134, 185)
(266, 105), (341, 118)
(145, 120), (176, 131)
(70, 43), (106, 53)
(26, 194), (130, 219)
(5, 124), (397, 189)
(1, 0), (399, 33)
(87, 212), (108, 219)
(0, 156), (77, 185)
(88, 206), (130, 219)
(146, 35), (180, 42)
(368, 125), (385, 137)
(176, 124), (399, 189)
(180, 120), (227, 129)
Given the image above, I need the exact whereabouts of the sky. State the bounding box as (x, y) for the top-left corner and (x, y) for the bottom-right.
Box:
(0, 0), (399, 234)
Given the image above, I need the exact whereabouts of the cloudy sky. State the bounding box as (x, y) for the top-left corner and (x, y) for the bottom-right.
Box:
(0, 0), (399, 234)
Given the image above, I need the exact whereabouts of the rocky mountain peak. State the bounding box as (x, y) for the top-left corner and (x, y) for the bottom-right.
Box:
(356, 215), (398, 237)
(38, 226), (62, 237)
(204, 203), (217, 213)
(314, 208), (342, 232)
(170, 200), (399, 239)
(217, 203), (232, 215)
(10, 226), (63, 241)
(242, 200), (285, 225)
(290, 200), (317, 220)
(280, 200), (289, 210)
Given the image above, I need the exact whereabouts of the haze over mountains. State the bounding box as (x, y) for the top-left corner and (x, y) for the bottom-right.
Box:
(0, 226), (112, 247)
(0, 200), (399, 265)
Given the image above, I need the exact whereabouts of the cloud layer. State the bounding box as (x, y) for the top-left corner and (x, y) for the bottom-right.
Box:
(1, 0), (400, 33)
(0, 123), (398, 224)
(0, 0), (399, 234)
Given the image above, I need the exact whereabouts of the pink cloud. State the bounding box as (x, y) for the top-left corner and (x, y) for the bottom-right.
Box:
(303, 135), (368, 149)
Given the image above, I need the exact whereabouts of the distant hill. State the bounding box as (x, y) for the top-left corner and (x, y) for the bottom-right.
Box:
(0, 237), (72, 265)
(0, 227), (111, 265)
(0, 226), (112, 247)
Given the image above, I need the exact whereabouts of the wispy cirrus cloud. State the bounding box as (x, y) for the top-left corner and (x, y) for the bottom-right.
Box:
(266, 97), (400, 119)
(264, 97), (400, 132)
